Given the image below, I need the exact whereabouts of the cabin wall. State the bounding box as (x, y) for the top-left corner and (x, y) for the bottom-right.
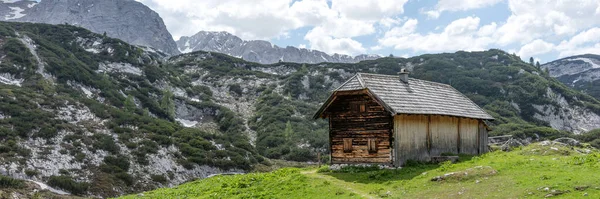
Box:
(328, 94), (392, 164)
(429, 116), (459, 156)
(459, 119), (479, 154)
(479, 122), (489, 153)
(394, 115), (429, 166)
(393, 115), (488, 166)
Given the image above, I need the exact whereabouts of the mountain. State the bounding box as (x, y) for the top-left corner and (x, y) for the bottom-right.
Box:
(542, 54), (600, 100)
(0, 0), (180, 55)
(176, 31), (380, 64)
(1, 21), (600, 197)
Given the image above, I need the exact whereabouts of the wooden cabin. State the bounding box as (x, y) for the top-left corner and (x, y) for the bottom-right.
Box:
(314, 72), (494, 166)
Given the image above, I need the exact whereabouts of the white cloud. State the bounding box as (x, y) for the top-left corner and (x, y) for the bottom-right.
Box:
(517, 39), (555, 59)
(331, 0), (408, 21)
(137, 0), (303, 40)
(378, 17), (495, 52)
(138, 0), (408, 56)
(424, 0), (503, 19)
(495, 0), (600, 46)
(304, 27), (366, 55)
(556, 28), (600, 57)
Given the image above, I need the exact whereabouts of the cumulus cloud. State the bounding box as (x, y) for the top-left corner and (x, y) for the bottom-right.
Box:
(138, 0), (408, 55)
(495, 0), (600, 46)
(424, 0), (503, 19)
(331, 0), (408, 21)
(556, 28), (600, 57)
(137, 0), (600, 60)
(517, 39), (555, 59)
(304, 27), (366, 55)
(137, 0), (303, 40)
(378, 17), (495, 52)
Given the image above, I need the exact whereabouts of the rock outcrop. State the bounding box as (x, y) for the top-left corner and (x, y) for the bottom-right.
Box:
(176, 31), (380, 64)
(541, 54), (600, 100)
(0, 0), (180, 55)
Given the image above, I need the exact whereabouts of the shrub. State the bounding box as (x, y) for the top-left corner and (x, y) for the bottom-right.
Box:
(47, 175), (90, 195)
(151, 174), (168, 184)
(0, 175), (25, 188)
(25, 169), (39, 177)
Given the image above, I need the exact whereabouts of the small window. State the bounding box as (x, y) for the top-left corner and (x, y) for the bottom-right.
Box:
(368, 139), (378, 153)
(343, 138), (353, 153)
(359, 104), (366, 112)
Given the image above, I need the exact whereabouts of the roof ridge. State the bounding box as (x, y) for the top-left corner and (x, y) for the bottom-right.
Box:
(357, 72), (452, 88)
(356, 73), (366, 88)
(334, 74), (364, 91)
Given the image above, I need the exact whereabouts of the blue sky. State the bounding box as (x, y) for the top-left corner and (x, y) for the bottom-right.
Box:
(139, 0), (600, 63)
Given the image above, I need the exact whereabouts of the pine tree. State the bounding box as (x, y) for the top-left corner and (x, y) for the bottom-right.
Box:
(529, 57), (534, 66)
(536, 61), (541, 69)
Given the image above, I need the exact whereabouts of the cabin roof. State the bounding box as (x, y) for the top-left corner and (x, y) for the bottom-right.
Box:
(315, 73), (494, 120)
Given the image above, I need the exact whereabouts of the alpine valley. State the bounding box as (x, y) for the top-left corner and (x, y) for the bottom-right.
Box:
(0, 1), (599, 198)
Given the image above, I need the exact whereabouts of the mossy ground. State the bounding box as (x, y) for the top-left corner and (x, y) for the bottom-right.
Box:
(121, 143), (600, 198)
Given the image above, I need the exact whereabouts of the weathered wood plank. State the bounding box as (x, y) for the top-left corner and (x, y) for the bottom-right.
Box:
(327, 93), (392, 164)
(394, 115), (430, 166)
(459, 118), (479, 154)
(430, 115), (459, 156)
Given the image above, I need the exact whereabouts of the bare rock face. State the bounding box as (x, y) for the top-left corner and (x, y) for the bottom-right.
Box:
(0, 0), (180, 55)
(541, 54), (600, 99)
(176, 31), (380, 64)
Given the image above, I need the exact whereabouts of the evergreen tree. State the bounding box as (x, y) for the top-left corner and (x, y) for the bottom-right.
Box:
(536, 61), (541, 69)
(529, 57), (535, 66)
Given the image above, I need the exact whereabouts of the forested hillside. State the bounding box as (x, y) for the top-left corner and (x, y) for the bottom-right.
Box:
(0, 21), (599, 197)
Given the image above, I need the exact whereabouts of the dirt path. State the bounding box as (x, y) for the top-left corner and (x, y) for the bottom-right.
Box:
(302, 170), (377, 199)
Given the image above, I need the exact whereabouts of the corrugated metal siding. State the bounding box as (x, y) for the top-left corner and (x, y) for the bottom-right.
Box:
(430, 116), (459, 156)
(459, 118), (479, 154)
(394, 115), (430, 166)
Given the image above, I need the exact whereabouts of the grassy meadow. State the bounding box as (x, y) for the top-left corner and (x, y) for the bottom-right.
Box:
(121, 142), (600, 199)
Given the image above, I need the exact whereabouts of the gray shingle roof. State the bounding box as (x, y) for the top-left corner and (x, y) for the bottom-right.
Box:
(330, 73), (494, 120)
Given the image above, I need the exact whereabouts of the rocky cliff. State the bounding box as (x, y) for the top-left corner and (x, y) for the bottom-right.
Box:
(542, 54), (600, 100)
(176, 31), (380, 64)
(0, 0), (180, 55)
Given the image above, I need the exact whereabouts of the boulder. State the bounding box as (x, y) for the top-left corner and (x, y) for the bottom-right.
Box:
(553, 138), (581, 147)
(501, 138), (524, 151)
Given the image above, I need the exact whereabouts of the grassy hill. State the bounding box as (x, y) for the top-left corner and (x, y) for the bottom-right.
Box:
(122, 143), (600, 199)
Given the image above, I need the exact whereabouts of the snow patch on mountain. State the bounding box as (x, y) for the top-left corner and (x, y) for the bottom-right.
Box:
(5, 6), (25, 20)
(569, 57), (600, 69)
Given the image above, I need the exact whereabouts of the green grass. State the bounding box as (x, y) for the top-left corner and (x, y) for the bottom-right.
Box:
(121, 143), (600, 199)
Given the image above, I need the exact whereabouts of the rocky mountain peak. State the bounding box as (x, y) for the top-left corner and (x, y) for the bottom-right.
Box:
(176, 30), (381, 64)
(0, 0), (180, 55)
(542, 54), (600, 99)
